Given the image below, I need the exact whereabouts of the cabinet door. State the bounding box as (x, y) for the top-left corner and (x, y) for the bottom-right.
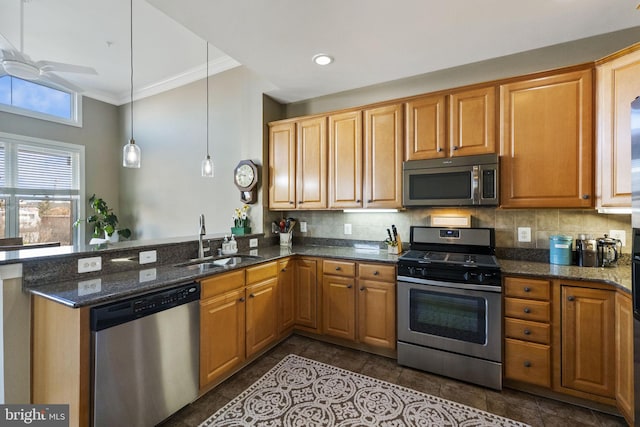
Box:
(296, 116), (327, 209)
(364, 104), (404, 208)
(200, 288), (245, 388)
(357, 279), (396, 349)
(278, 258), (296, 334)
(295, 258), (318, 329)
(596, 48), (640, 209)
(615, 292), (634, 424)
(269, 121), (296, 209)
(328, 110), (363, 208)
(500, 68), (593, 208)
(246, 277), (278, 357)
(405, 94), (447, 160)
(323, 274), (356, 340)
(561, 286), (615, 397)
(449, 86), (496, 157)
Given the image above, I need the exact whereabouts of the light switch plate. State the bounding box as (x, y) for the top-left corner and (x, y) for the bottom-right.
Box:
(517, 227), (531, 243)
(344, 224), (352, 235)
(139, 250), (157, 264)
(78, 256), (102, 273)
(300, 222), (308, 232)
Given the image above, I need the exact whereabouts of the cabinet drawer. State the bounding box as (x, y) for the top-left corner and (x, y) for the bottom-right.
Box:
(505, 317), (550, 345)
(358, 263), (395, 282)
(505, 297), (550, 323)
(246, 261), (278, 285)
(504, 277), (550, 301)
(505, 338), (551, 387)
(323, 260), (356, 277)
(201, 270), (245, 299)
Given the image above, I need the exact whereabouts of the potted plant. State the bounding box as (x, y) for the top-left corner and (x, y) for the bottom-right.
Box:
(74, 194), (131, 242)
(231, 204), (251, 235)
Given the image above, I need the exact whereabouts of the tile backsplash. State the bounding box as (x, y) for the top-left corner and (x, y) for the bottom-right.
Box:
(269, 208), (632, 253)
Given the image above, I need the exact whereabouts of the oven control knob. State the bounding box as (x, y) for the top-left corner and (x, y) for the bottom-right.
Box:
(420, 268), (428, 277)
(407, 266), (416, 276)
(477, 273), (485, 283)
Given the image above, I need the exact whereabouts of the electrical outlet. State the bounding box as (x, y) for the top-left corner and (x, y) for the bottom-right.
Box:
(139, 250), (157, 264)
(300, 221), (308, 233)
(517, 227), (531, 243)
(139, 268), (157, 283)
(249, 249), (259, 256)
(344, 224), (352, 235)
(78, 256), (102, 273)
(78, 278), (101, 296)
(249, 238), (258, 248)
(609, 229), (626, 246)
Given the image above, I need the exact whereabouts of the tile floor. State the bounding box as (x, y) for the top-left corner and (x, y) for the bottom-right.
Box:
(162, 335), (628, 427)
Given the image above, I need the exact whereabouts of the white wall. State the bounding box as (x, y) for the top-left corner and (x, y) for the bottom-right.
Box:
(119, 66), (276, 240)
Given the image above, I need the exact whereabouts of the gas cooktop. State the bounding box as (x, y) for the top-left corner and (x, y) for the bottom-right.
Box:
(400, 250), (499, 268)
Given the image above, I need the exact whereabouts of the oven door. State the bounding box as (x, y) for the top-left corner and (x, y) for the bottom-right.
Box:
(397, 278), (502, 362)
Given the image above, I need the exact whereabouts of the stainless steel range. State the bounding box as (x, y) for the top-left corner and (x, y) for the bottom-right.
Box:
(397, 226), (502, 390)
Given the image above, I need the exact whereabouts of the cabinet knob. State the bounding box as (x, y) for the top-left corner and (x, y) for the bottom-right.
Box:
(360, 286), (365, 291)
(289, 201), (294, 204)
(523, 287), (531, 292)
(249, 293), (256, 298)
(347, 284), (353, 289)
(437, 147), (443, 152)
(523, 307), (531, 314)
(356, 199), (361, 203)
(524, 329), (531, 335)
(368, 199), (373, 203)
(298, 201), (303, 204)
(567, 295), (575, 302)
(281, 268), (286, 272)
(239, 297), (245, 302)
(336, 266), (341, 271)
(452, 146), (459, 151)
(523, 361), (532, 368)
(582, 195), (590, 199)
(373, 271), (379, 276)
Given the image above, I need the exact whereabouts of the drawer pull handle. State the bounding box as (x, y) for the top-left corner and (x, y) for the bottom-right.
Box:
(336, 267), (341, 271)
(347, 284), (353, 289)
(523, 307), (531, 314)
(239, 297), (245, 302)
(360, 286), (365, 291)
(567, 295), (575, 301)
(249, 293), (256, 298)
(524, 361), (532, 368)
(373, 271), (379, 276)
(524, 329), (531, 335)
(523, 287), (531, 292)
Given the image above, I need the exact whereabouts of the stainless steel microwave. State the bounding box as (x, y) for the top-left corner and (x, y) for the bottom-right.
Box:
(403, 154), (499, 207)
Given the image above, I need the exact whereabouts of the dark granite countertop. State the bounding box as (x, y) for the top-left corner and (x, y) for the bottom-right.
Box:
(498, 259), (631, 294)
(25, 244), (399, 308)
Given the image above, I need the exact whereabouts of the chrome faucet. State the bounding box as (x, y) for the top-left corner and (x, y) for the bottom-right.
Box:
(198, 214), (206, 259)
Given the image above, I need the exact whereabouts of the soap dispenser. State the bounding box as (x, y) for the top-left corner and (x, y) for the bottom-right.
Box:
(229, 234), (238, 254)
(222, 235), (230, 255)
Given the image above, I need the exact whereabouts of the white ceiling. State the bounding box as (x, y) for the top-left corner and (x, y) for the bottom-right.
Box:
(1, 0), (639, 106)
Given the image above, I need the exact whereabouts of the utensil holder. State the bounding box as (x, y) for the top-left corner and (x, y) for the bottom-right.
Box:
(280, 231), (292, 247)
(387, 245), (399, 254)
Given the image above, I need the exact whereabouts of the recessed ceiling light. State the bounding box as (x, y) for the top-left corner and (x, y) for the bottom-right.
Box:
(312, 54), (334, 66)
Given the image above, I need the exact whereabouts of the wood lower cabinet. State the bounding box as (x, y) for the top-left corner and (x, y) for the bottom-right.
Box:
(200, 287), (246, 388)
(357, 279), (395, 349)
(323, 274), (356, 340)
(278, 258), (296, 335)
(295, 257), (318, 329)
(503, 277), (552, 388)
(499, 67), (593, 208)
(561, 284), (615, 398)
(615, 292), (634, 425)
(246, 276), (278, 357)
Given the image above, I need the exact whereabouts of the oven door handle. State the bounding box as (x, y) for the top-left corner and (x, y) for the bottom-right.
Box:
(398, 276), (502, 293)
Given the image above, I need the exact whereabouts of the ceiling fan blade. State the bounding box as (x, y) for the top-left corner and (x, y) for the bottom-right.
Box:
(39, 73), (84, 93)
(38, 60), (97, 75)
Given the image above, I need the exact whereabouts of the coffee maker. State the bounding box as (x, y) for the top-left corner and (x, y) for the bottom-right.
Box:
(596, 234), (622, 267)
(575, 235), (598, 267)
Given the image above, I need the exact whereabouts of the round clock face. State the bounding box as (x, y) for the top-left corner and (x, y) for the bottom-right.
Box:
(235, 164), (255, 188)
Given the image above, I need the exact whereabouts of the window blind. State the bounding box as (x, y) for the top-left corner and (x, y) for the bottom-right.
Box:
(16, 147), (74, 190)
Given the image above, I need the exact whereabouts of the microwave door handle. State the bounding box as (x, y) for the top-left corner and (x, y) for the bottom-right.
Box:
(471, 165), (480, 204)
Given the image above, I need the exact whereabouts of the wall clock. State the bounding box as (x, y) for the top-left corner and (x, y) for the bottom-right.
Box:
(234, 160), (259, 204)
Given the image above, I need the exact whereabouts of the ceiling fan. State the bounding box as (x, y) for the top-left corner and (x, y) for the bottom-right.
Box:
(0, 0), (97, 93)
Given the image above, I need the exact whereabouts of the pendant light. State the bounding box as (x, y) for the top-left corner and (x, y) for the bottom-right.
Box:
(123, 0), (141, 168)
(201, 41), (214, 177)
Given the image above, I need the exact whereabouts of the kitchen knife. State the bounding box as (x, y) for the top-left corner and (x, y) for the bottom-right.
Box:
(387, 228), (393, 242)
(391, 225), (398, 241)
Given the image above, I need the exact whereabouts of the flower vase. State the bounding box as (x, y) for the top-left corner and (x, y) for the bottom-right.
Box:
(231, 226), (251, 236)
(105, 230), (119, 243)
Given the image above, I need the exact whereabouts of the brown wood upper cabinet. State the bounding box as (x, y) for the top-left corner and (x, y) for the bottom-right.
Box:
(328, 110), (363, 208)
(405, 85), (496, 160)
(499, 67), (594, 208)
(268, 117), (327, 209)
(596, 45), (640, 210)
(363, 104), (404, 208)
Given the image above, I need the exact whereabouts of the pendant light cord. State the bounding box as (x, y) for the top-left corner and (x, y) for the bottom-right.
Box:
(130, 0), (134, 142)
(206, 42), (209, 157)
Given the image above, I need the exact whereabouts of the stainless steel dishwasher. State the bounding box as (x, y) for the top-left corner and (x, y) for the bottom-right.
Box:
(91, 282), (200, 427)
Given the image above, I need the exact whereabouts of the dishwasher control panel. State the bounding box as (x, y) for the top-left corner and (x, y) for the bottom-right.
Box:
(91, 282), (200, 331)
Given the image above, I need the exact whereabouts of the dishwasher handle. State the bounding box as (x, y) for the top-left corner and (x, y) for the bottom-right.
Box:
(91, 282), (200, 332)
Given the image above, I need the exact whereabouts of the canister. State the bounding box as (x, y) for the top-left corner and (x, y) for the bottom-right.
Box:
(549, 235), (573, 265)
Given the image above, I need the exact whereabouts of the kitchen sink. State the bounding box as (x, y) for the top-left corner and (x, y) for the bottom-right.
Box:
(175, 254), (264, 270)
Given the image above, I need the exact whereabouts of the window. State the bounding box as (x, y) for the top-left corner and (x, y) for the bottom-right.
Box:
(0, 76), (82, 127)
(0, 133), (84, 246)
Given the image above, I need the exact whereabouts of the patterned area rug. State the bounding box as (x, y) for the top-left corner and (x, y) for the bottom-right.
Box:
(200, 354), (530, 427)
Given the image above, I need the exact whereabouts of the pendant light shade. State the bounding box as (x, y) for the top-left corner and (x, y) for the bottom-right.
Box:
(123, 0), (140, 168)
(202, 41), (214, 177)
